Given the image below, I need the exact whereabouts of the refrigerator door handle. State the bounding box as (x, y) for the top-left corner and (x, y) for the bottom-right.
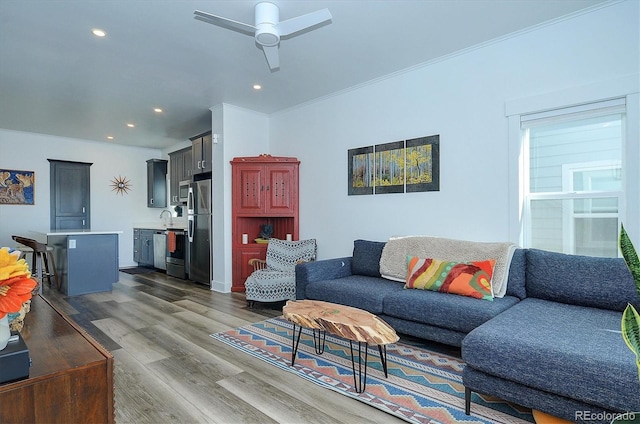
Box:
(187, 187), (194, 215)
(187, 216), (194, 242)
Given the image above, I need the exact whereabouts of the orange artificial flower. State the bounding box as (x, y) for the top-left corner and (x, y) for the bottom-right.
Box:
(0, 247), (37, 319)
(0, 276), (36, 319)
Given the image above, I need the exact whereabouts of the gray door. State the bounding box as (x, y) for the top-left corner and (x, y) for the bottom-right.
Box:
(49, 160), (91, 230)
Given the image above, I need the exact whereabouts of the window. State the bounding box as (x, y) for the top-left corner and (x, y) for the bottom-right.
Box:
(521, 99), (625, 257)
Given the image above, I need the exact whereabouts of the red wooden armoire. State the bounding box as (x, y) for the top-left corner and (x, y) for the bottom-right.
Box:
(230, 155), (300, 292)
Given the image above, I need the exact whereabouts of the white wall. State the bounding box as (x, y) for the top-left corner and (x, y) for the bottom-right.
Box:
(268, 0), (640, 259)
(0, 129), (167, 267)
(211, 104), (269, 292)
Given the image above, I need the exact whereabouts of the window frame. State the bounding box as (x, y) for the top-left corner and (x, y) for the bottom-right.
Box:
(506, 77), (639, 254)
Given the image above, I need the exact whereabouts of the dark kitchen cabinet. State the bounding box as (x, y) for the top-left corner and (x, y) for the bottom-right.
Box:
(182, 148), (193, 179)
(191, 131), (213, 175)
(147, 159), (167, 208)
(169, 147), (192, 205)
(133, 229), (141, 262)
(169, 155), (179, 206)
(134, 228), (154, 267)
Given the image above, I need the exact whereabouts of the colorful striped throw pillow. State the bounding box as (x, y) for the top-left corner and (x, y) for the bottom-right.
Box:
(405, 256), (495, 301)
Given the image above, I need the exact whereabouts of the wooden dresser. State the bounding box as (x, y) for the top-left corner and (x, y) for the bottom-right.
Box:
(0, 295), (114, 424)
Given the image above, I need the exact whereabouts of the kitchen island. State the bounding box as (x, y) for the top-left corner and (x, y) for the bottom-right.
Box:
(32, 230), (122, 296)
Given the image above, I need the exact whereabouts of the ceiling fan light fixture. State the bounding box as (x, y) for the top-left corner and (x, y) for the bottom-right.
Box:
(255, 28), (279, 47)
(195, 1), (331, 70)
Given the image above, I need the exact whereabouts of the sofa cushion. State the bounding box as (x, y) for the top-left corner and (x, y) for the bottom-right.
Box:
(526, 249), (640, 311)
(304, 275), (403, 314)
(462, 298), (640, 412)
(405, 256), (495, 301)
(382, 289), (519, 333)
(505, 248), (526, 299)
(351, 240), (386, 277)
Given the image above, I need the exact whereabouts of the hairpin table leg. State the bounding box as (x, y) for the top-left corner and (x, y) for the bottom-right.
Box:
(312, 328), (326, 355)
(291, 324), (303, 366)
(349, 341), (369, 393)
(378, 345), (389, 377)
(291, 324), (325, 366)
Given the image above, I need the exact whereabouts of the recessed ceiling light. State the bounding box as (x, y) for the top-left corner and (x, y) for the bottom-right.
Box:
(107, 136), (114, 140)
(127, 123), (135, 128)
(154, 108), (163, 113)
(92, 28), (106, 37)
(253, 84), (262, 90)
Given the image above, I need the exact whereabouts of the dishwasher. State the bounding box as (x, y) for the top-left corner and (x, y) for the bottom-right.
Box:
(153, 231), (167, 270)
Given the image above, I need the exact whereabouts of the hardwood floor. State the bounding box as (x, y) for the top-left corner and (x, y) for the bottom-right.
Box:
(42, 271), (408, 424)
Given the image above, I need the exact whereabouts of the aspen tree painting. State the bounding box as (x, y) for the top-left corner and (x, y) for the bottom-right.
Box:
(374, 141), (404, 194)
(406, 135), (439, 192)
(348, 146), (374, 195)
(348, 135), (439, 195)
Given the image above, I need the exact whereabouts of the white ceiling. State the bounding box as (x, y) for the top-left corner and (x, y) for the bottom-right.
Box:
(0, 0), (610, 149)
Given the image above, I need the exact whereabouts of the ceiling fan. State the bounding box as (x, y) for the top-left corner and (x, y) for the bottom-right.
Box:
(194, 2), (332, 71)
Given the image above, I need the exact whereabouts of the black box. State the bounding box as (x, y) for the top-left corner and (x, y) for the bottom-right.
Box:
(0, 332), (30, 384)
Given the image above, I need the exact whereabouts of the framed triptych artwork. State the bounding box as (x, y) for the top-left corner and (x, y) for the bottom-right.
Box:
(348, 135), (439, 196)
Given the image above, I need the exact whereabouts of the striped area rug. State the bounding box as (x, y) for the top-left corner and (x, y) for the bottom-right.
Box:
(211, 317), (533, 424)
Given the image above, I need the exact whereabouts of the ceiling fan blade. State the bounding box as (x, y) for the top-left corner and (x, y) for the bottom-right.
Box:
(194, 10), (256, 36)
(276, 9), (332, 37)
(262, 45), (280, 70)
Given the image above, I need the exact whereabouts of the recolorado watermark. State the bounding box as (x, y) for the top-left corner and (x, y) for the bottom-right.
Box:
(575, 410), (637, 422)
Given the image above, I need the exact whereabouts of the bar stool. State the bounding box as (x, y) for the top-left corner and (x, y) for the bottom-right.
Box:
(11, 235), (60, 290)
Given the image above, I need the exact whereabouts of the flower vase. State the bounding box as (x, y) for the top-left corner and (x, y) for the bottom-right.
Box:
(0, 315), (10, 350)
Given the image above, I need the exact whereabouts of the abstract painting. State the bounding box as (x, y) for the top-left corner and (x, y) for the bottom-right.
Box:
(0, 169), (35, 205)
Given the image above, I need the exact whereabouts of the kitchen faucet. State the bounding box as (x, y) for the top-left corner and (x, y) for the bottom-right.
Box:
(160, 209), (172, 226)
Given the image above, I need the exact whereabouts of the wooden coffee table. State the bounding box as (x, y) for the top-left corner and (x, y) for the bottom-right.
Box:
(280, 299), (327, 365)
(282, 299), (399, 393)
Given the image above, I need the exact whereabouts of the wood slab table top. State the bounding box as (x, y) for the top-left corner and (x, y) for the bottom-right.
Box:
(283, 300), (399, 345)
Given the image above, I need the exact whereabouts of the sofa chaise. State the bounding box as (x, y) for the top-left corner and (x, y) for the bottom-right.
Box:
(295, 239), (640, 422)
(462, 248), (640, 422)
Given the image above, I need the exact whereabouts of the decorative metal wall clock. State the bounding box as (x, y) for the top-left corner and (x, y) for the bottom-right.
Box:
(110, 175), (132, 195)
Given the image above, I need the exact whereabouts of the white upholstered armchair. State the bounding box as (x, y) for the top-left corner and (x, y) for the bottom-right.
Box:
(245, 238), (317, 307)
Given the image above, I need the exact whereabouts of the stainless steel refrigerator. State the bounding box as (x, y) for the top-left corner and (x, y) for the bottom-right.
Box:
(187, 179), (211, 286)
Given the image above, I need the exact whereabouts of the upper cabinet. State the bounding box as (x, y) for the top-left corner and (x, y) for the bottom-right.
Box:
(146, 159), (167, 208)
(232, 159), (298, 216)
(168, 147), (192, 205)
(182, 148), (193, 179)
(191, 131), (213, 175)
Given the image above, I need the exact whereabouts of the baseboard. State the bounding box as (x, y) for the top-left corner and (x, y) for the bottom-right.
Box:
(210, 279), (230, 293)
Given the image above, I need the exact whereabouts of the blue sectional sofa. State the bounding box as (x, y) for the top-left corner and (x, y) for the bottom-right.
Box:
(295, 239), (640, 422)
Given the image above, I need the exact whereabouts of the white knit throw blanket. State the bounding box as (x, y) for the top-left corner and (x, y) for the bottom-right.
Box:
(379, 236), (517, 298)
